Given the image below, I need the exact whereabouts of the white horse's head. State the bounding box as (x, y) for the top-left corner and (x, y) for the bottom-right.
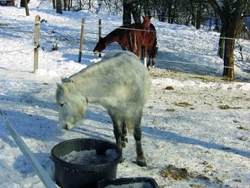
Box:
(56, 82), (88, 130)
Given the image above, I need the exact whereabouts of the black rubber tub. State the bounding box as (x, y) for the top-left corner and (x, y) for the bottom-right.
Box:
(97, 177), (159, 188)
(51, 138), (122, 188)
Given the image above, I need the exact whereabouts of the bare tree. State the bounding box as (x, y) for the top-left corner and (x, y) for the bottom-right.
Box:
(122, 0), (142, 24)
(56, 0), (63, 14)
(123, 0), (132, 25)
(208, 0), (247, 80)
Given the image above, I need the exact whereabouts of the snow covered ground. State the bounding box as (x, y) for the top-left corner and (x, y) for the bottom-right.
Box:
(0, 1), (250, 187)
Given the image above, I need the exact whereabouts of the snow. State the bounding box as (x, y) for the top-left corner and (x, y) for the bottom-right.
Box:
(0, 1), (250, 188)
(60, 149), (118, 165)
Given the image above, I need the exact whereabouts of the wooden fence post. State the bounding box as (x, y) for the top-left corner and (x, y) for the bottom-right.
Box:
(98, 19), (102, 57)
(78, 18), (85, 63)
(34, 15), (40, 72)
(99, 19), (102, 39)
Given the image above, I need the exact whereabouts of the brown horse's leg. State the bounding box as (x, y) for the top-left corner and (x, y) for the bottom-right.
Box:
(147, 58), (151, 69)
(147, 48), (152, 69)
(151, 59), (156, 69)
(152, 46), (158, 69)
(140, 47), (144, 60)
(143, 47), (147, 67)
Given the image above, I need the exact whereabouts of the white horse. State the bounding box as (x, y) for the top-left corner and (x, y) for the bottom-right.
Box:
(56, 50), (151, 166)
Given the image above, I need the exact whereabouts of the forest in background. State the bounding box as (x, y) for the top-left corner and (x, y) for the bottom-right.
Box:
(20, 0), (250, 79)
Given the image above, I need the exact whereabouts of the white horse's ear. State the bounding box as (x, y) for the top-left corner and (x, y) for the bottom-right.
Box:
(60, 76), (66, 82)
(57, 83), (65, 92)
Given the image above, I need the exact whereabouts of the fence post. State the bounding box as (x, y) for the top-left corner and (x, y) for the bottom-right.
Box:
(34, 15), (40, 72)
(78, 18), (85, 63)
(98, 19), (102, 57)
(99, 19), (102, 39)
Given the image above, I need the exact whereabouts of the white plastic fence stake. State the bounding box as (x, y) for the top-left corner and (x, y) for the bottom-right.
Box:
(0, 110), (57, 188)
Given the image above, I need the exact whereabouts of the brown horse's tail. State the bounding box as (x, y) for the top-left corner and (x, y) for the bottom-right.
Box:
(152, 37), (158, 58)
(128, 27), (137, 54)
(147, 37), (158, 68)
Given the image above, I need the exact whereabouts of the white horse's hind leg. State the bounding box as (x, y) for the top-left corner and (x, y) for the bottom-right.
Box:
(133, 109), (147, 166)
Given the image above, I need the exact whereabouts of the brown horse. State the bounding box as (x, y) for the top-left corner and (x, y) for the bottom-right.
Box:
(93, 16), (157, 68)
(128, 16), (157, 67)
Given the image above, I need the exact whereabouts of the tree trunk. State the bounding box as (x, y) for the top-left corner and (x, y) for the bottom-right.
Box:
(223, 32), (235, 78)
(131, 9), (141, 23)
(214, 15), (220, 31)
(223, 17), (244, 79)
(123, 0), (131, 25)
(196, 1), (202, 29)
(157, 0), (167, 22)
(130, 1), (141, 23)
(167, 0), (174, 23)
(56, 0), (63, 14)
(63, 0), (67, 10)
(218, 27), (225, 58)
(189, 0), (196, 26)
(208, 0), (247, 80)
(20, 0), (26, 7)
(52, 0), (55, 9)
(88, 0), (91, 10)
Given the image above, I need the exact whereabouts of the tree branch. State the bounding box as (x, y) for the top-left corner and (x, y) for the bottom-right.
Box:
(207, 0), (226, 23)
